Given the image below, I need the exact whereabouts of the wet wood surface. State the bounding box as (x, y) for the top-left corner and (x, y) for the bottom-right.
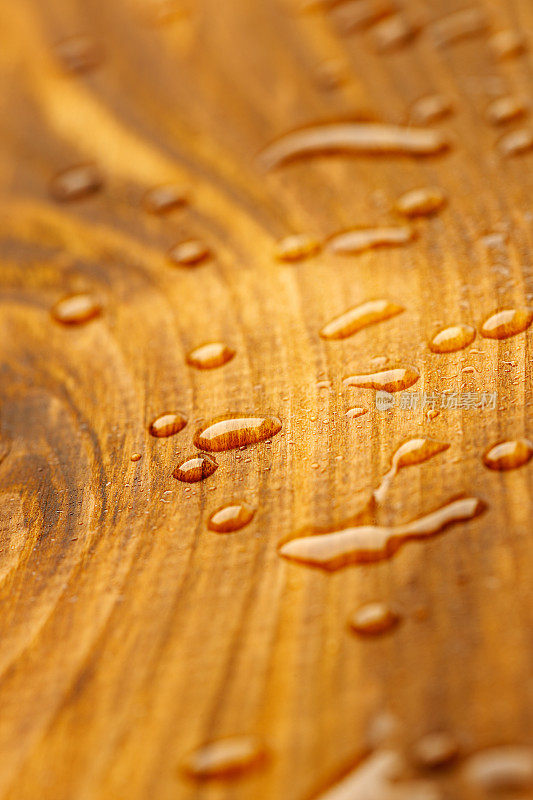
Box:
(0, 0), (532, 798)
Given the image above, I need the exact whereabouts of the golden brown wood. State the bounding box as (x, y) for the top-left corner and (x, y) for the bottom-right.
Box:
(0, 0), (532, 798)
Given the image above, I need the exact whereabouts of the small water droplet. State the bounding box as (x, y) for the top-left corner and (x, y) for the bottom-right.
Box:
(278, 496), (484, 570)
(483, 438), (533, 470)
(395, 187), (446, 217)
(149, 412), (187, 438)
(51, 293), (102, 325)
(329, 0), (395, 33)
(489, 29), (526, 59)
(168, 239), (210, 266)
(345, 406), (368, 420)
(480, 308), (533, 338)
(193, 414), (282, 451)
(258, 123), (450, 169)
(411, 94), (452, 124)
(343, 366), (420, 393)
(430, 7), (487, 48)
(50, 163), (103, 201)
(429, 324), (476, 353)
(186, 342), (235, 370)
(498, 128), (533, 156)
(143, 184), (188, 214)
(208, 502), (255, 532)
(130, 453), (142, 462)
(328, 226), (414, 254)
(182, 736), (266, 778)
(372, 13), (418, 51)
(349, 602), (399, 635)
(374, 438), (450, 504)
(321, 299), (404, 339)
(413, 732), (459, 769)
(463, 746), (533, 792)
(274, 233), (321, 262)
(55, 35), (103, 73)
(486, 96), (527, 125)
(173, 453), (218, 483)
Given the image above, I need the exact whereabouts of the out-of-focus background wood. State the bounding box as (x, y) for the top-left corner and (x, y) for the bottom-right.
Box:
(0, 0), (532, 797)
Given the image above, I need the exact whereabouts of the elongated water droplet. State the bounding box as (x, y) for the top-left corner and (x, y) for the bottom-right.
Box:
(168, 239), (210, 266)
(430, 7), (487, 48)
(374, 438), (450, 504)
(483, 438), (533, 470)
(258, 123), (449, 169)
(411, 94), (452, 124)
(344, 366), (420, 393)
(330, 0), (395, 33)
(194, 414), (282, 451)
(346, 407), (368, 420)
(149, 412), (187, 438)
(55, 35), (103, 73)
(208, 502), (255, 532)
(328, 227), (414, 255)
(480, 308), (533, 338)
(498, 128), (533, 156)
(173, 453), (217, 482)
(51, 293), (102, 325)
(490, 30), (526, 59)
(486, 96), (527, 125)
(278, 496), (484, 570)
(130, 452), (142, 463)
(413, 732), (459, 769)
(274, 233), (321, 262)
(372, 14), (418, 51)
(349, 602), (399, 635)
(463, 746), (533, 792)
(395, 187), (446, 217)
(50, 163), (103, 201)
(321, 299), (404, 340)
(186, 342), (235, 370)
(429, 324), (476, 353)
(143, 184), (188, 214)
(183, 736), (266, 778)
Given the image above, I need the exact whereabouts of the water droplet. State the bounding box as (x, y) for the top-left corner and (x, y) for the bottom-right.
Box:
(51, 293), (102, 325)
(183, 736), (266, 778)
(372, 13), (418, 51)
(480, 308), (533, 338)
(274, 233), (321, 262)
(489, 30), (526, 59)
(329, 0), (395, 33)
(483, 438), (533, 470)
(186, 342), (235, 370)
(55, 35), (103, 74)
(50, 163), (103, 201)
(413, 732), (459, 769)
(143, 184), (188, 214)
(173, 453), (218, 483)
(320, 299), (404, 340)
(328, 226), (414, 255)
(149, 412), (187, 438)
(374, 438), (450, 504)
(346, 406), (368, 420)
(130, 453), (142, 462)
(194, 414), (282, 452)
(258, 123), (450, 169)
(343, 366), (420, 393)
(498, 128), (533, 156)
(463, 746), (533, 792)
(429, 324), (476, 353)
(208, 502), (255, 532)
(314, 59), (347, 91)
(278, 496), (484, 570)
(411, 94), (452, 124)
(168, 239), (210, 266)
(486, 96), (527, 125)
(349, 602), (399, 635)
(430, 7), (487, 48)
(395, 187), (446, 217)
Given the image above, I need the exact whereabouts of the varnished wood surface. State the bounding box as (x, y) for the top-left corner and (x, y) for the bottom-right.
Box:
(0, 0), (532, 797)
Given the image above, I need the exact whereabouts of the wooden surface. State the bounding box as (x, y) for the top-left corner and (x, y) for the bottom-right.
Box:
(0, 0), (532, 797)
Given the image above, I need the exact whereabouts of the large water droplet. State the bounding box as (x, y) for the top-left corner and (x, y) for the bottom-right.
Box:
(208, 502), (255, 532)
(143, 184), (188, 214)
(483, 438), (533, 470)
(51, 293), (102, 325)
(374, 438), (450, 504)
(349, 602), (399, 635)
(429, 324), (476, 353)
(149, 412), (187, 438)
(50, 163), (103, 201)
(463, 746), (533, 792)
(278, 496), (484, 570)
(486, 96), (527, 125)
(173, 453), (218, 482)
(328, 226), (414, 254)
(274, 233), (321, 262)
(343, 366), (420, 393)
(320, 299), (404, 340)
(480, 308), (533, 338)
(186, 343), (235, 370)
(168, 239), (210, 266)
(395, 187), (446, 217)
(258, 123), (450, 169)
(182, 736), (266, 779)
(194, 414), (282, 451)
(346, 406), (368, 420)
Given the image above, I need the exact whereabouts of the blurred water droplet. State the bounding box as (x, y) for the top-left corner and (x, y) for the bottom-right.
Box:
(498, 128), (533, 156)
(411, 94), (452, 124)
(349, 602), (399, 635)
(480, 308), (533, 338)
(429, 324), (476, 353)
(374, 438), (450, 504)
(183, 736), (266, 778)
(208, 503), (255, 532)
(489, 29), (526, 59)
(186, 342), (235, 370)
(372, 13), (418, 51)
(344, 366), (420, 393)
(274, 233), (321, 262)
(483, 438), (533, 470)
(143, 184), (188, 214)
(486, 96), (527, 125)
(168, 239), (210, 266)
(130, 453), (142, 462)
(321, 299), (404, 339)
(463, 746), (533, 792)
(413, 732), (459, 769)
(430, 7), (487, 48)
(50, 163), (103, 201)
(51, 293), (102, 325)
(395, 187), (446, 217)
(346, 406), (368, 420)
(55, 35), (103, 73)
(328, 226), (414, 254)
